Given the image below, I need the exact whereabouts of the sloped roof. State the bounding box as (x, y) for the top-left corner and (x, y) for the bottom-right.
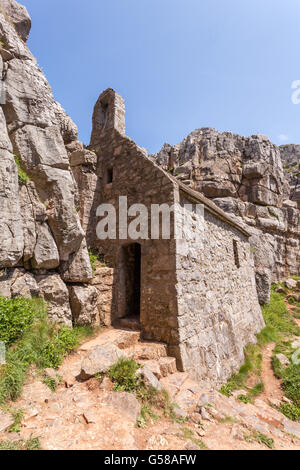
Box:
(166, 173), (251, 238)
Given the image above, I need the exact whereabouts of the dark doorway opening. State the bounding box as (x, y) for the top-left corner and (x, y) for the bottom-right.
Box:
(121, 243), (141, 321)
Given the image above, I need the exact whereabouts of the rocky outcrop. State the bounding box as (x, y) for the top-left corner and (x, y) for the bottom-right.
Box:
(152, 129), (300, 302)
(0, 0), (31, 42)
(0, 1), (94, 325)
(280, 144), (300, 208)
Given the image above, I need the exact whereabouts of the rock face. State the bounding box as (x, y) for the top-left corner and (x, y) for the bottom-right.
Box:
(280, 144), (300, 209)
(0, 1), (93, 325)
(0, 0), (31, 42)
(152, 129), (300, 302)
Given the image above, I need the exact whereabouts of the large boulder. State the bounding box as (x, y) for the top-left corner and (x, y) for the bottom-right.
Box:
(80, 345), (123, 380)
(36, 273), (72, 326)
(0, 148), (24, 266)
(31, 222), (59, 270)
(68, 284), (98, 326)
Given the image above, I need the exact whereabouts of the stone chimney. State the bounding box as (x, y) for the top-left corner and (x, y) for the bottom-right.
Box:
(90, 88), (125, 147)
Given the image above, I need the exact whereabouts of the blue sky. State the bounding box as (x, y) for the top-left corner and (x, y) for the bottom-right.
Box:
(22, 0), (300, 153)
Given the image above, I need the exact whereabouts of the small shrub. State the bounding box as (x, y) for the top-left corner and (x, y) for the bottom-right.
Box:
(14, 155), (29, 185)
(8, 408), (23, 433)
(0, 435), (41, 451)
(108, 358), (140, 392)
(42, 375), (57, 392)
(137, 404), (159, 428)
(0, 297), (38, 346)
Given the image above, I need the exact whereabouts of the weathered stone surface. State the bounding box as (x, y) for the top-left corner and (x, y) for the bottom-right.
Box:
(103, 391), (141, 422)
(0, 0), (31, 41)
(36, 273), (72, 326)
(4, 58), (57, 128)
(32, 222), (59, 270)
(137, 365), (162, 391)
(80, 345), (123, 380)
(68, 284), (98, 326)
(60, 239), (92, 283)
(285, 278), (297, 290)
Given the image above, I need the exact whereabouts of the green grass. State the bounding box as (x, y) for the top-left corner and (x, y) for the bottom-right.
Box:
(220, 284), (300, 411)
(88, 250), (100, 276)
(219, 344), (262, 398)
(0, 297), (37, 346)
(244, 430), (275, 449)
(0, 435), (41, 450)
(219, 416), (236, 424)
(14, 155), (29, 185)
(0, 298), (94, 404)
(108, 358), (141, 393)
(8, 408), (23, 433)
(180, 427), (208, 450)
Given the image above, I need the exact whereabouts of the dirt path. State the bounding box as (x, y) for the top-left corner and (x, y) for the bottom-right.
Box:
(0, 327), (300, 450)
(259, 343), (284, 404)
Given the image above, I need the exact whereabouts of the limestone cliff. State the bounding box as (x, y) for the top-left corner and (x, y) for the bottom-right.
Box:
(151, 129), (300, 303)
(0, 0), (95, 326)
(280, 144), (300, 208)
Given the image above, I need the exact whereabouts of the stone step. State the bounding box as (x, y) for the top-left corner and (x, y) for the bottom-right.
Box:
(127, 342), (168, 361)
(115, 317), (141, 331)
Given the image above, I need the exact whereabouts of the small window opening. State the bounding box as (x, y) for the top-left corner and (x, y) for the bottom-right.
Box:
(233, 240), (240, 268)
(99, 101), (108, 126)
(106, 167), (113, 184)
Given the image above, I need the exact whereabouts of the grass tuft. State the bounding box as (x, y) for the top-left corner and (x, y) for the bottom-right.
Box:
(0, 298), (94, 404)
